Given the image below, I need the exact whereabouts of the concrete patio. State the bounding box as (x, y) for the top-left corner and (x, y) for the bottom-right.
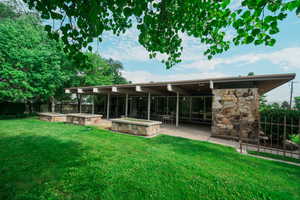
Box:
(160, 124), (239, 148)
(94, 120), (239, 148)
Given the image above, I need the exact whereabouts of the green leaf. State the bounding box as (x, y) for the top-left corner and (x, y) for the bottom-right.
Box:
(245, 36), (254, 44)
(44, 25), (51, 32)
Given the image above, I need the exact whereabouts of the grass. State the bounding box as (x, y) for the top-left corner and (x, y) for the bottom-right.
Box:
(0, 118), (299, 200)
(248, 150), (300, 164)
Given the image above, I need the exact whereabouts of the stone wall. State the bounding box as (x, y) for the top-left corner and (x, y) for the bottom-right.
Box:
(211, 88), (259, 140)
(38, 113), (66, 122)
(66, 114), (102, 125)
(111, 120), (161, 136)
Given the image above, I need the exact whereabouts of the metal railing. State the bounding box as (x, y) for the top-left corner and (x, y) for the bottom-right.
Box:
(241, 115), (300, 159)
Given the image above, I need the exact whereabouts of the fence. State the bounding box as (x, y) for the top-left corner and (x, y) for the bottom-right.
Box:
(29, 103), (93, 114)
(241, 113), (300, 159)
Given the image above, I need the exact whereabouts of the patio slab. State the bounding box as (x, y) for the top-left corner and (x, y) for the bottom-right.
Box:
(160, 124), (239, 148)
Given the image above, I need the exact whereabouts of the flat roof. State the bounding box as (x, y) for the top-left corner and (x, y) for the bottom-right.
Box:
(66, 73), (296, 95)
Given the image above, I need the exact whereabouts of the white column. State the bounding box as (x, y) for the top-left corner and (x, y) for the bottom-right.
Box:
(189, 97), (192, 121)
(147, 93), (151, 120)
(125, 94), (128, 117)
(176, 92), (179, 127)
(51, 97), (55, 113)
(92, 95), (95, 114)
(106, 93), (110, 119)
(166, 96), (169, 114)
(79, 94), (82, 113)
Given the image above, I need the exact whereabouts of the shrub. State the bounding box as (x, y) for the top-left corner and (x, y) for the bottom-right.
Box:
(0, 102), (26, 115)
(260, 108), (300, 146)
(290, 134), (300, 145)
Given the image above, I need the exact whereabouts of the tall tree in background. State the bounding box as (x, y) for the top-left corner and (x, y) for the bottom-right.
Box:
(22, 0), (300, 68)
(0, 2), (127, 109)
(281, 101), (290, 109)
(0, 2), (18, 19)
(65, 53), (128, 111)
(67, 53), (127, 88)
(0, 12), (70, 104)
(106, 59), (128, 84)
(259, 94), (268, 111)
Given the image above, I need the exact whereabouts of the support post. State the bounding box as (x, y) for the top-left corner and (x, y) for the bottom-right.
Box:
(147, 93), (151, 120)
(125, 94), (128, 117)
(107, 94), (110, 119)
(283, 115), (287, 156)
(79, 94), (82, 113)
(92, 95), (95, 114)
(176, 92), (179, 127)
(51, 97), (55, 113)
(189, 97), (192, 121)
(166, 96), (169, 114)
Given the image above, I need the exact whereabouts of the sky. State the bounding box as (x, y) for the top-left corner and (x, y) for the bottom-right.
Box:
(91, 13), (300, 105)
(8, 0), (298, 104)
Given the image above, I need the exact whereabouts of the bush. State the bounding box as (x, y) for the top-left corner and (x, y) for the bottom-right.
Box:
(291, 134), (300, 145)
(0, 102), (26, 115)
(260, 108), (300, 146)
(0, 113), (37, 120)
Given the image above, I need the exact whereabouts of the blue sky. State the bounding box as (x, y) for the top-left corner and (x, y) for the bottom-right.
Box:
(92, 13), (300, 104)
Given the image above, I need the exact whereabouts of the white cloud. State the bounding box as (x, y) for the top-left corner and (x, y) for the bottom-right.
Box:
(99, 26), (300, 73)
(179, 47), (300, 71)
(121, 70), (226, 83)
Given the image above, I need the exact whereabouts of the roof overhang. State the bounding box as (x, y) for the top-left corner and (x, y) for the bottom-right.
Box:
(65, 73), (296, 96)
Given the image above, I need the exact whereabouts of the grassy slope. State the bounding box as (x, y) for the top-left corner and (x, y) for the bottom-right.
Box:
(0, 118), (299, 200)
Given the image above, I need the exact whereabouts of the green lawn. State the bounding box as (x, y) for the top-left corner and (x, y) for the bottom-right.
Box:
(0, 118), (299, 200)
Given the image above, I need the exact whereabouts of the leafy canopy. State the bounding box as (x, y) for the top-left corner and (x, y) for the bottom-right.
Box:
(0, 2), (127, 103)
(0, 15), (70, 102)
(23, 0), (300, 68)
(0, 2), (18, 19)
(68, 53), (127, 89)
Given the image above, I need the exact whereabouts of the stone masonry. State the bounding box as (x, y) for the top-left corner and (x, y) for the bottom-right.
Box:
(66, 114), (103, 125)
(111, 118), (162, 136)
(38, 112), (66, 122)
(211, 88), (259, 140)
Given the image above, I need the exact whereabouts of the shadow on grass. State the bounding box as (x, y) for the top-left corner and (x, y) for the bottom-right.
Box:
(0, 135), (90, 200)
(151, 134), (235, 156)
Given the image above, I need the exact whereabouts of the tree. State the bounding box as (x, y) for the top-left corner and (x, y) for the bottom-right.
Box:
(270, 102), (280, 109)
(67, 53), (127, 89)
(247, 72), (255, 76)
(105, 59), (127, 84)
(0, 2), (128, 112)
(259, 94), (268, 110)
(23, 0), (300, 68)
(295, 96), (300, 110)
(0, 14), (70, 104)
(281, 101), (290, 109)
(65, 52), (128, 110)
(0, 2), (18, 19)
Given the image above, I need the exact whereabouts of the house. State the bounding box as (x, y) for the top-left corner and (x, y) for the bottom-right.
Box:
(65, 73), (295, 140)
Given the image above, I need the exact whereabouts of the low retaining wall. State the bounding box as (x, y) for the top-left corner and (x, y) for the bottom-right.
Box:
(38, 112), (66, 122)
(66, 113), (103, 125)
(111, 118), (162, 136)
